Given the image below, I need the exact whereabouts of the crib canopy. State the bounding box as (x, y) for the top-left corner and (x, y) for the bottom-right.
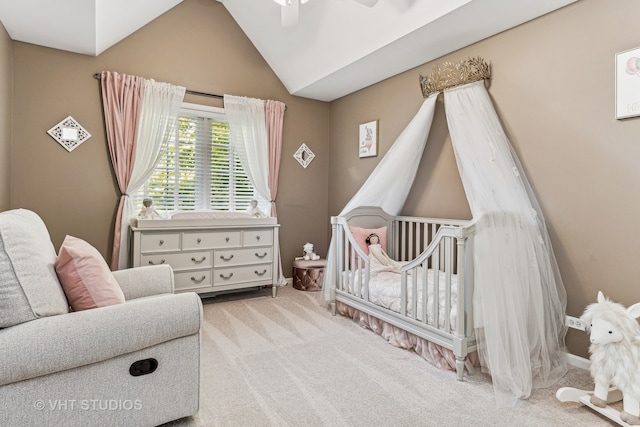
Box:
(329, 58), (567, 407)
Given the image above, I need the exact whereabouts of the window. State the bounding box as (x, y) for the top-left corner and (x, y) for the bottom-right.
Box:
(135, 103), (259, 212)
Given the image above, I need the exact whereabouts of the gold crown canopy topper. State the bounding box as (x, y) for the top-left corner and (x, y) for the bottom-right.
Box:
(419, 57), (491, 98)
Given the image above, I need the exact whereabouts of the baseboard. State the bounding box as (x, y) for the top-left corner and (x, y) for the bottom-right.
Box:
(565, 352), (590, 370)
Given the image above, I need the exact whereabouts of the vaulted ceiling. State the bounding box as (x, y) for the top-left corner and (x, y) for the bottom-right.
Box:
(0, 0), (576, 101)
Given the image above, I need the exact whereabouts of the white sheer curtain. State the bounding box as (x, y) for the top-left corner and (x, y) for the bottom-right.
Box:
(224, 94), (286, 284)
(115, 79), (185, 269)
(444, 80), (567, 406)
(323, 95), (438, 301)
(223, 95), (271, 206)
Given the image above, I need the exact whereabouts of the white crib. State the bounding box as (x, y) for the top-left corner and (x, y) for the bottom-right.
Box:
(329, 206), (477, 380)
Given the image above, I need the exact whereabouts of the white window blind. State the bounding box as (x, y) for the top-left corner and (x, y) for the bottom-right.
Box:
(135, 103), (258, 212)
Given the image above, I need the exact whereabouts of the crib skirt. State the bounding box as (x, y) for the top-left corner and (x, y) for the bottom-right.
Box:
(337, 302), (479, 372)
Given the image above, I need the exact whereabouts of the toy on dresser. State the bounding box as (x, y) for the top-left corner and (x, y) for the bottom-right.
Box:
(246, 199), (267, 218)
(556, 291), (640, 426)
(138, 198), (163, 220)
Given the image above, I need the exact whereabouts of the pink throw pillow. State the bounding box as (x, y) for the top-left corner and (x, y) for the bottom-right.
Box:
(55, 235), (125, 311)
(348, 226), (387, 255)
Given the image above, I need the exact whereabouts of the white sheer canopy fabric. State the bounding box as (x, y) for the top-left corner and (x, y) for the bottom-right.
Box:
(323, 95), (438, 301)
(324, 80), (567, 406)
(444, 80), (567, 405)
(223, 95), (271, 207)
(341, 96), (438, 216)
(116, 79), (185, 270)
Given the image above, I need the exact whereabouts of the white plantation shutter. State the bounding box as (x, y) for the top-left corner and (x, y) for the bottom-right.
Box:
(135, 103), (258, 212)
(209, 120), (255, 210)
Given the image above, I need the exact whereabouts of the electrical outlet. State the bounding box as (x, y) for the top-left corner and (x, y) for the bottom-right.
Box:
(566, 315), (587, 331)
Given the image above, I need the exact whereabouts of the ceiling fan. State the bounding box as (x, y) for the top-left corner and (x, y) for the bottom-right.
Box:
(273, 0), (380, 27)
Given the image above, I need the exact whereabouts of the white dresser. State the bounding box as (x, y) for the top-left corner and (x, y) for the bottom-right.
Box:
(130, 217), (279, 297)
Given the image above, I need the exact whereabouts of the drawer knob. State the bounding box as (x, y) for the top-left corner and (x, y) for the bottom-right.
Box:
(191, 276), (206, 284)
(254, 269), (267, 276)
(197, 238), (202, 244)
(220, 272), (234, 279)
(255, 252), (268, 258)
(148, 259), (166, 265)
(256, 235), (261, 241)
(220, 254), (234, 261)
(159, 240), (164, 246)
(191, 256), (206, 264)
(225, 237), (230, 242)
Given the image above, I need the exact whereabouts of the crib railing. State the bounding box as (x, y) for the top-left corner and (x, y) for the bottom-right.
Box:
(392, 216), (469, 265)
(331, 213), (475, 344)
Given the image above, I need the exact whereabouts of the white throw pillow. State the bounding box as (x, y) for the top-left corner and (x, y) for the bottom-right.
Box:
(0, 209), (69, 328)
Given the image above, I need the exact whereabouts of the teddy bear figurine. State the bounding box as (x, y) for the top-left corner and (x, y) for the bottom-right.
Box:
(247, 199), (267, 218)
(303, 243), (320, 261)
(138, 198), (162, 220)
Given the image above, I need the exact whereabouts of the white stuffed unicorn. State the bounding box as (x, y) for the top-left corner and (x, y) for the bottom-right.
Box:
(580, 291), (640, 425)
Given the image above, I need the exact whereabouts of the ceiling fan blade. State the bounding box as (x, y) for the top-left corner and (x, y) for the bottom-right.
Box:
(281, 0), (300, 27)
(351, 0), (379, 6)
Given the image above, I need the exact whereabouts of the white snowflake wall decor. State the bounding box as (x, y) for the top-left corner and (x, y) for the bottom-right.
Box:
(47, 116), (91, 152)
(293, 143), (315, 169)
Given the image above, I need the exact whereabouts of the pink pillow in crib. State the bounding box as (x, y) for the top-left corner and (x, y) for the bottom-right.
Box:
(349, 226), (387, 255)
(55, 235), (125, 312)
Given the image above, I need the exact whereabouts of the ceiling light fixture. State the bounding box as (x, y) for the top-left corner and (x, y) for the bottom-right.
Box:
(273, 0), (311, 27)
(273, 0), (310, 6)
(273, 0), (377, 27)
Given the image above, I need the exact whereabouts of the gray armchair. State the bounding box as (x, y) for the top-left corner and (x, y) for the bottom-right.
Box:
(0, 209), (202, 426)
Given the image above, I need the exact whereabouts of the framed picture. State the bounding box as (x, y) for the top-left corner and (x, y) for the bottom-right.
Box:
(359, 120), (378, 158)
(615, 47), (640, 119)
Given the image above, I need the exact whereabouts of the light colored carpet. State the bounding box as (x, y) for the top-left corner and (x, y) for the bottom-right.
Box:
(163, 285), (614, 426)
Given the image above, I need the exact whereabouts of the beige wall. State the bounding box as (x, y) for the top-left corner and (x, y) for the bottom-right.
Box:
(9, 0), (640, 357)
(10, 0), (330, 269)
(329, 0), (640, 357)
(0, 21), (11, 211)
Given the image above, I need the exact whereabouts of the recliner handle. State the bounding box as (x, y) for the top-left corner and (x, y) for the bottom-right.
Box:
(129, 358), (158, 376)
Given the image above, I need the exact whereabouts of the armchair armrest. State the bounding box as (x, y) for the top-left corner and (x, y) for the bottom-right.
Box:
(0, 292), (202, 387)
(112, 265), (174, 300)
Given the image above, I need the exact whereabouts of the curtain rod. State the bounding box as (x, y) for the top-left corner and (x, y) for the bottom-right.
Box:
(93, 73), (286, 109)
(93, 73), (224, 99)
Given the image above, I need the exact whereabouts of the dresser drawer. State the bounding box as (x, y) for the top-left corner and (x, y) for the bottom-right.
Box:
(214, 247), (273, 267)
(141, 251), (211, 270)
(174, 270), (213, 291)
(242, 229), (273, 247)
(182, 231), (241, 249)
(213, 265), (272, 286)
(140, 233), (180, 252)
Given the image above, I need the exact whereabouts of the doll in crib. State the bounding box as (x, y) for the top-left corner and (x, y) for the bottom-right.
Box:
(366, 233), (401, 273)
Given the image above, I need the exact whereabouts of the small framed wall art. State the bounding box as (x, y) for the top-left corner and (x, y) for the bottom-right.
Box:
(615, 46), (640, 119)
(47, 116), (92, 152)
(358, 120), (378, 158)
(293, 143), (315, 168)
